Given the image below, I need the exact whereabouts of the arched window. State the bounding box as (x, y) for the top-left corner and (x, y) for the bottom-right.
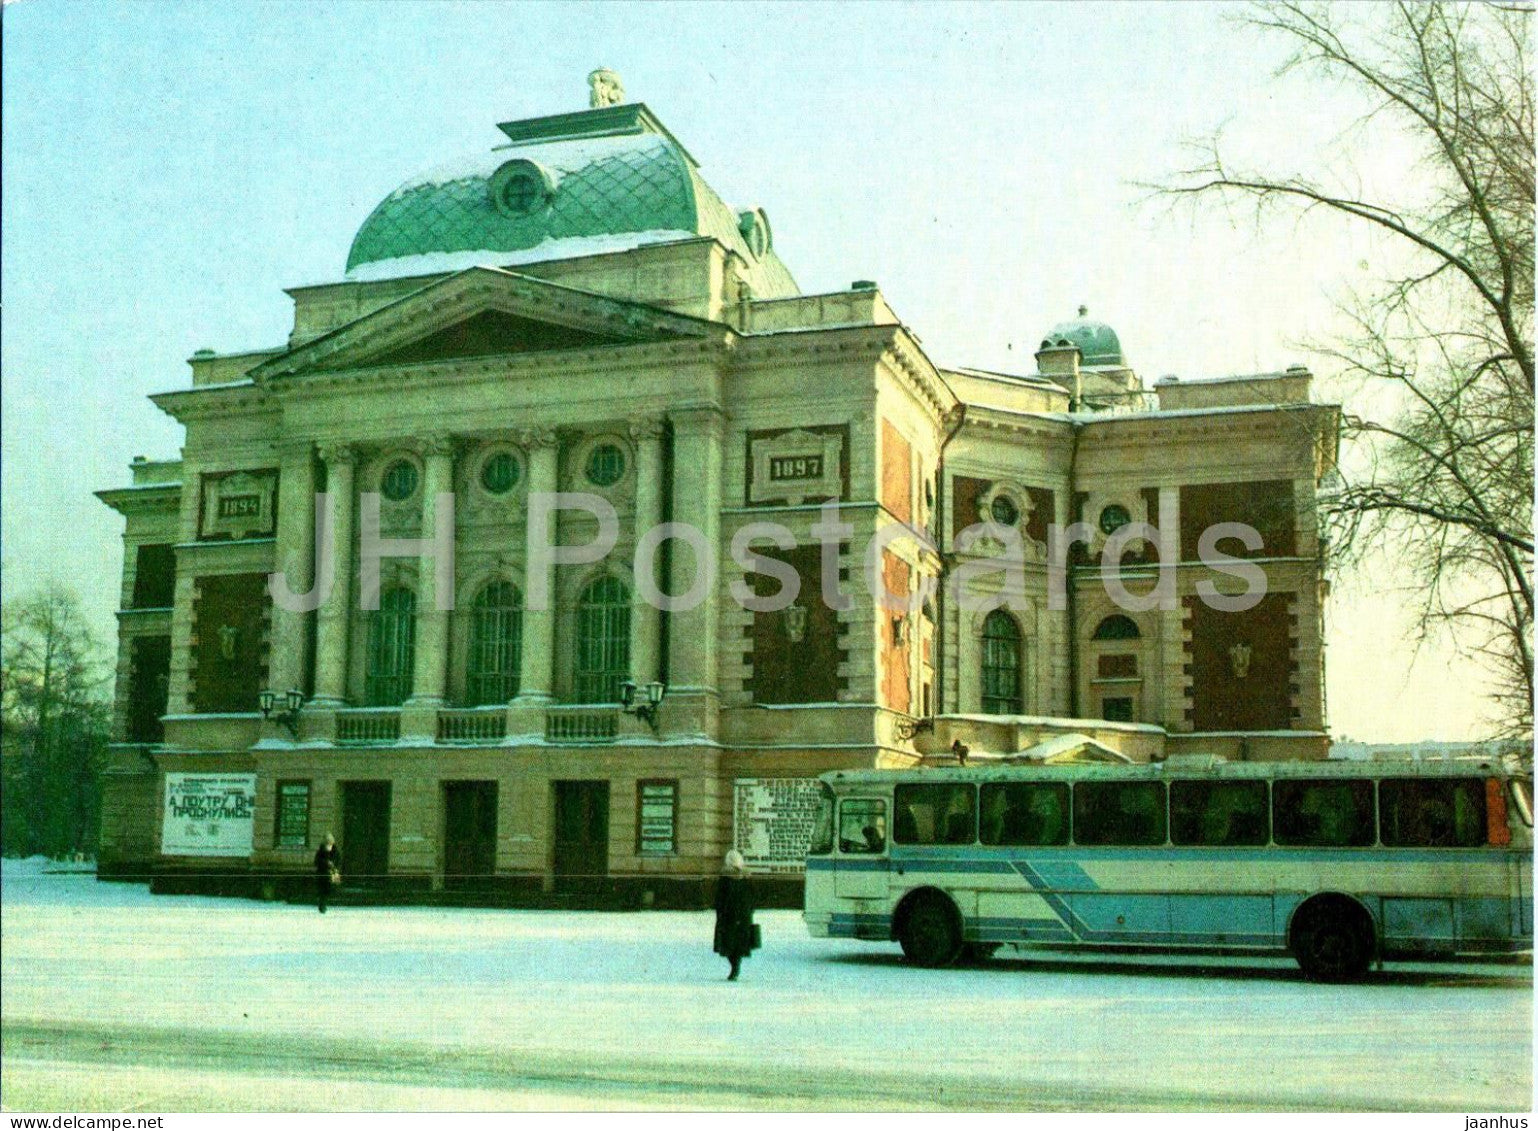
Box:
(466, 581), (522, 705)
(981, 610), (1023, 715)
(365, 586), (416, 706)
(574, 575), (630, 704)
(1093, 614), (1141, 641)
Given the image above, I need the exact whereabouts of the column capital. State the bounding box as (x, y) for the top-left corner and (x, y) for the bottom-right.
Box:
(277, 438), (316, 461)
(318, 442), (357, 466)
(628, 417), (666, 443)
(419, 434), (456, 460)
(667, 404), (727, 435)
(519, 427), (559, 451)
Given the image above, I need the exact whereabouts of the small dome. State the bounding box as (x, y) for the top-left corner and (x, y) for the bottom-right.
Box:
(1043, 305), (1125, 367)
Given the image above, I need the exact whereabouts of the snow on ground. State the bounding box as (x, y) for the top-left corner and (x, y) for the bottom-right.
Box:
(1, 859), (1531, 1111)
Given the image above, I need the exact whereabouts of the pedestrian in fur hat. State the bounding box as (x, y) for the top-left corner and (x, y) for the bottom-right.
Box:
(712, 849), (758, 980)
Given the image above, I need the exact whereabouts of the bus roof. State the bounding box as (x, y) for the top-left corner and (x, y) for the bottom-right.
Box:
(821, 756), (1522, 788)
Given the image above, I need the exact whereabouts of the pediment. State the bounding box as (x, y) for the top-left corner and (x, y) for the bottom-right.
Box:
(251, 266), (711, 381)
(366, 308), (632, 366)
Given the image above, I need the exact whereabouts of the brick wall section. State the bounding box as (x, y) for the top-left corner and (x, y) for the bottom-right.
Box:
(190, 573), (271, 713)
(1184, 591), (1294, 730)
(952, 476), (988, 538)
(1180, 480), (1296, 560)
(744, 545), (845, 704)
(880, 551), (911, 713)
(1025, 487), (1056, 546)
(881, 419), (912, 524)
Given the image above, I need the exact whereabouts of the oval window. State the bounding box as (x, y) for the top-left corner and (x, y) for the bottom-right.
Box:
(586, 443), (626, 487)
(990, 494), (1020, 526)
(480, 451), (520, 495)
(381, 459), (419, 502)
(1099, 504), (1132, 535)
(489, 159), (553, 218)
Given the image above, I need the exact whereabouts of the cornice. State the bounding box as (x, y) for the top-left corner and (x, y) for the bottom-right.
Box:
(150, 384), (277, 423)
(264, 334), (730, 402)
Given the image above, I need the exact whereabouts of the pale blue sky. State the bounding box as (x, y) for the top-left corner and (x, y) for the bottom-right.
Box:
(1, 0), (1484, 739)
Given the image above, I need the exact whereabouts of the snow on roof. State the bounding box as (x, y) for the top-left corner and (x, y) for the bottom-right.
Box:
(342, 230), (699, 283)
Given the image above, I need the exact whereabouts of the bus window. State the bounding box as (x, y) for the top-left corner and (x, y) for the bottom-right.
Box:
(1273, 779), (1374, 847)
(838, 798), (887, 854)
(980, 782), (1070, 846)
(1379, 778), (1485, 848)
(893, 783), (976, 845)
(1170, 780), (1269, 846)
(808, 782), (836, 856)
(1072, 781), (1167, 846)
(1511, 780), (1534, 828)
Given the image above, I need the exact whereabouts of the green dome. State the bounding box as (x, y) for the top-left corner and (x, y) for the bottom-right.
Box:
(345, 103), (798, 298)
(1042, 306), (1125, 367)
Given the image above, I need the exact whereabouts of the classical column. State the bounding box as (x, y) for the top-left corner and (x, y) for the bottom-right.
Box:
(267, 440), (316, 695)
(409, 436), (456, 706)
(629, 418), (666, 687)
(666, 406), (724, 694)
(311, 444), (356, 707)
(515, 429), (559, 703)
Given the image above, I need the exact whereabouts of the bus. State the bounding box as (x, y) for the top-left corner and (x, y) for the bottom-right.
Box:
(803, 754), (1533, 979)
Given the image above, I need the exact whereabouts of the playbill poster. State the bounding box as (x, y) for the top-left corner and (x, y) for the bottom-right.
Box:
(160, 773), (257, 857)
(732, 777), (823, 874)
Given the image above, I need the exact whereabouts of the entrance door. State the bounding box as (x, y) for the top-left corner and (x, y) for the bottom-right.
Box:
(553, 781), (609, 894)
(340, 781), (391, 887)
(443, 781), (498, 892)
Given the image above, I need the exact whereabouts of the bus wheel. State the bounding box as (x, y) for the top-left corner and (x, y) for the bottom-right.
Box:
(899, 893), (961, 967)
(1291, 898), (1373, 982)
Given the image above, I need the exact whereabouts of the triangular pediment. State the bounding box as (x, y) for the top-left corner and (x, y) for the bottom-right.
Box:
(252, 266), (712, 381)
(368, 308), (632, 366)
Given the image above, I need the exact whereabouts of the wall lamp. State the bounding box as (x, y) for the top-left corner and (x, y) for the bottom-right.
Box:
(619, 680), (666, 733)
(259, 688), (306, 737)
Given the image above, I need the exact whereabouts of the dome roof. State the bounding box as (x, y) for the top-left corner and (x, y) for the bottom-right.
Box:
(1041, 306), (1125, 367)
(344, 103), (798, 297)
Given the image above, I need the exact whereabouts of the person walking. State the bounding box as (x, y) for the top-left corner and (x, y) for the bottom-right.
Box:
(314, 832), (341, 914)
(712, 849), (758, 981)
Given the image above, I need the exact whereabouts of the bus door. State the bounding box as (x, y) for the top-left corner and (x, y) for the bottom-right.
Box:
(1506, 778), (1533, 939)
(834, 796), (889, 899)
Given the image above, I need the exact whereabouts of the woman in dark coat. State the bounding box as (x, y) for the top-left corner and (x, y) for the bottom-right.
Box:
(712, 849), (757, 980)
(314, 832), (341, 914)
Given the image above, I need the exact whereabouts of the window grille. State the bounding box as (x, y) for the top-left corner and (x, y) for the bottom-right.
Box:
(365, 586), (416, 706)
(980, 609), (1023, 715)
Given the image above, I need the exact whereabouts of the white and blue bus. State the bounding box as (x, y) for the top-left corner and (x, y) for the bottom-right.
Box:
(803, 755), (1533, 979)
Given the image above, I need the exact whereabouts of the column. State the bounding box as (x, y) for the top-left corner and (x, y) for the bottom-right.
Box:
(629, 418), (665, 687)
(268, 440), (316, 696)
(409, 436), (455, 706)
(311, 444), (355, 707)
(666, 406), (724, 694)
(515, 429), (559, 702)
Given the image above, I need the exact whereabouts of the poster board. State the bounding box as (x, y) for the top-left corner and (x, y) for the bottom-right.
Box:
(161, 773), (257, 857)
(732, 777), (823, 874)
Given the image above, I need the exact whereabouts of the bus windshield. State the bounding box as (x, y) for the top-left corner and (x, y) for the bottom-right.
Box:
(808, 782), (836, 855)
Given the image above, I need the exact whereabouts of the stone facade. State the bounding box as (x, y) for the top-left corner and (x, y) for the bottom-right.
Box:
(96, 91), (1340, 904)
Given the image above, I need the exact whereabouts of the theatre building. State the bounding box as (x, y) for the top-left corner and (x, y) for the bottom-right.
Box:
(97, 76), (1341, 904)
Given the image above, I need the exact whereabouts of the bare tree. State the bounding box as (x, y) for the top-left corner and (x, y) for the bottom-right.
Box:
(1164, 1), (1534, 734)
(2, 585), (111, 857)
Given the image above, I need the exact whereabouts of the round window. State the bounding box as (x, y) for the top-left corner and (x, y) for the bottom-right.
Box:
(381, 459), (419, 502)
(1099, 504), (1132, 535)
(989, 494), (1020, 526)
(489, 159), (553, 218)
(480, 451), (521, 495)
(586, 443), (626, 487)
